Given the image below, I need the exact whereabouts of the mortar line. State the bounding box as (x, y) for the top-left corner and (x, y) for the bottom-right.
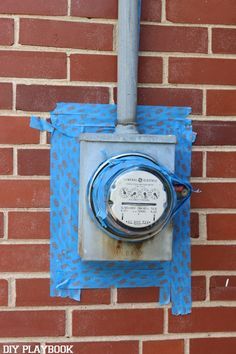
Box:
(1, 13), (236, 28)
(12, 81), (16, 111)
(108, 87), (114, 104)
(208, 26), (213, 54)
(161, 0), (166, 22)
(202, 151), (207, 178)
(0, 208), (50, 212)
(0, 176), (50, 180)
(0, 240), (50, 245)
(205, 274), (210, 302)
(202, 89), (207, 116)
(2, 43), (236, 59)
(13, 147), (18, 176)
(40, 131), (47, 145)
(65, 308), (73, 338)
(67, 0), (72, 16)
(8, 277), (16, 307)
(2, 301), (236, 312)
(163, 307), (168, 334)
(111, 287), (117, 305)
(192, 147), (236, 152)
(40, 342), (46, 354)
(191, 208), (236, 213)
(198, 213), (207, 241)
(139, 340), (143, 354)
(2, 76), (236, 90)
(67, 52), (71, 81)
(190, 177), (236, 182)
(185, 338), (190, 354)
(162, 56), (168, 84)
(191, 240), (236, 245)
(14, 17), (20, 46)
(3, 332), (236, 342)
(3, 211), (8, 240)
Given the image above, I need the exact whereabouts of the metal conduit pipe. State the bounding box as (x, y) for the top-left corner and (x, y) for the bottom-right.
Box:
(116, 0), (140, 133)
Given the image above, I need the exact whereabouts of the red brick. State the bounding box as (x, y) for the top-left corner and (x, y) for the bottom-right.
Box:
(71, 55), (116, 82)
(138, 57), (163, 83)
(0, 148), (13, 175)
(140, 25), (207, 53)
(166, 0), (236, 25)
(141, 0), (162, 22)
(0, 51), (66, 79)
(0, 18), (14, 45)
(71, 0), (161, 22)
(0, 310), (64, 337)
(0, 117), (39, 144)
(193, 121), (236, 146)
(137, 88), (202, 114)
(0, 212), (3, 238)
(191, 151), (202, 177)
(207, 214), (236, 240)
(169, 307), (236, 333)
(191, 183), (236, 209)
(210, 276), (236, 301)
(117, 277), (205, 303)
(16, 278), (110, 306)
(190, 338), (236, 354)
(169, 58), (236, 85)
(190, 213), (199, 239)
(8, 212), (50, 239)
(207, 152), (236, 177)
(207, 90), (236, 116)
(143, 340), (184, 354)
(16, 85), (109, 112)
(73, 309), (163, 336)
(0, 245), (49, 272)
(71, 55), (162, 83)
(0, 0), (67, 15)
(46, 342), (139, 354)
(192, 276), (206, 301)
(20, 19), (113, 51)
(71, 0), (117, 18)
(213, 28), (236, 54)
(117, 287), (159, 303)
(0, 180), (49, 208)
(18, 149), (50, 176)
(0, 279), (8, 306)
(0, 83), (12, 109)
(192, 245), (236, 271)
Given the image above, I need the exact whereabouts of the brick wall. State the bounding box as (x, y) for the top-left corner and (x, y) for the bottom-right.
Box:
(0, 0), (235, 353)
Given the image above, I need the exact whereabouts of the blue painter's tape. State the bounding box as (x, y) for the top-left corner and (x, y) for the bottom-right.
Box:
(30, 116), (54, 133)
(30, 103), (193, 315)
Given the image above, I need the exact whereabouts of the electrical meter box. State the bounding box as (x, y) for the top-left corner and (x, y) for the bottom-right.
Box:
(79, 133), (176, 261)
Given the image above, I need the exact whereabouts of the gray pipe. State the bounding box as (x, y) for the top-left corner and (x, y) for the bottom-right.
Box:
(116, 0), (139, 132)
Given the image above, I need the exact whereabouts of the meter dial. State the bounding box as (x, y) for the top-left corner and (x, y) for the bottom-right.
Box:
(108, 170), (167, 229)
(119, 187), (130, 198)
(150, 189), (160, 200)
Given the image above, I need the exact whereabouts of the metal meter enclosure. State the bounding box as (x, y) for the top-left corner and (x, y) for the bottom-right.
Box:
(79, 133), (176, 261)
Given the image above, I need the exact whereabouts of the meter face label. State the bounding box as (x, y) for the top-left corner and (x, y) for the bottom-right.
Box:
(109, 170), (167, 229)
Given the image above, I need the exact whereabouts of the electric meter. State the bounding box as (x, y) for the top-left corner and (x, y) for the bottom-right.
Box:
(78, 133), (191, 261)
(88, 153), (190, 243)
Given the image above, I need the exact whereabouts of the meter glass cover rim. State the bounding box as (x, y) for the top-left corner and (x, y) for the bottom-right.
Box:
(87, 153), (175, 242)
